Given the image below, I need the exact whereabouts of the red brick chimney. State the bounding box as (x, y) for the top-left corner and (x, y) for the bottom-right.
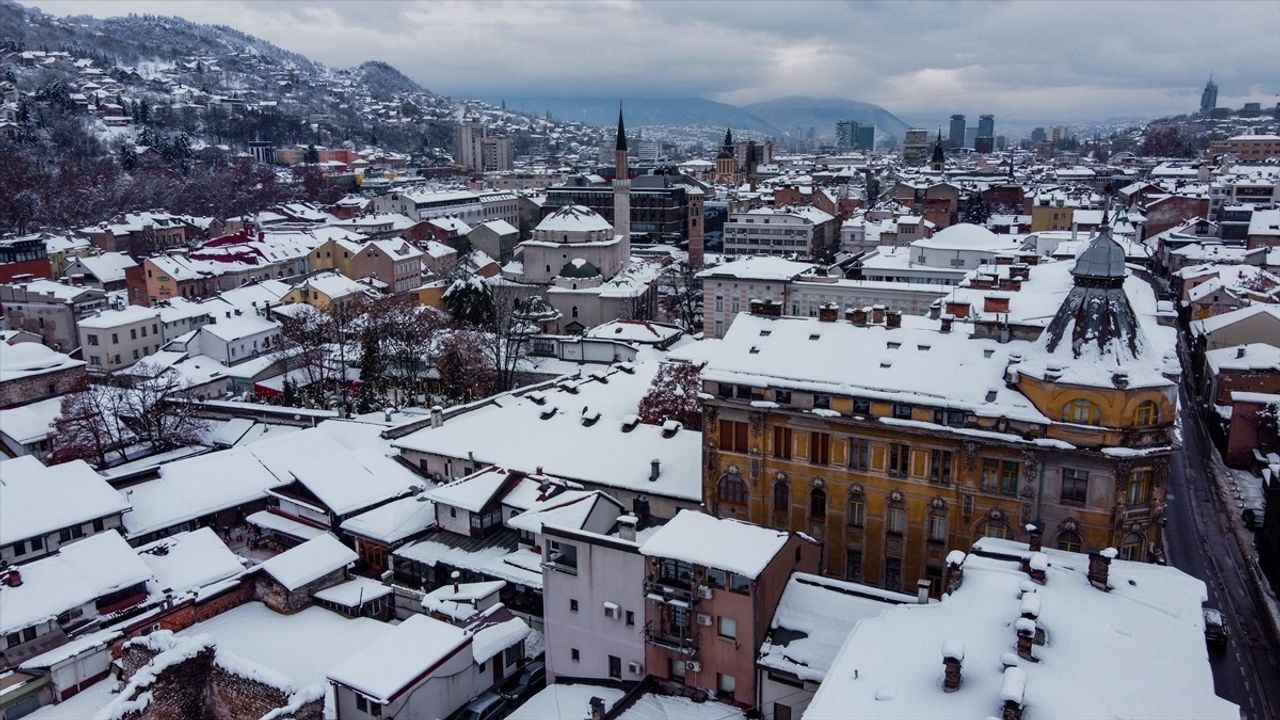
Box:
(1088, 548), (1117, 590)
(871, 304), (886, 324)
(1015, 618), (1037, 660)
(943, 550), (966, 594)
(818, 302), (838, 322)
(847, 307), (868, 326)
(1001, 667), (1027, 720)
(886, 310), (902, 329)
(1026, 524), (1043, 552)
(942, 640), (964, 692)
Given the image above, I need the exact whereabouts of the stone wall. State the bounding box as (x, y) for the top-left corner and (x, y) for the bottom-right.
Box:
(254, 567), (347, 614)
(0, 364), (86, 408)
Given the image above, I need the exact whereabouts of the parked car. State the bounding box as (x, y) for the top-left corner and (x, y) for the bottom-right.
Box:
(1203, 607), (1228, 646)
(500, 660), (546, 704)
(457, 692), (506, 720)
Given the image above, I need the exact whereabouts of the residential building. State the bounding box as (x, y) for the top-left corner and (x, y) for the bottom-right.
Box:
(0, 456), (131, 566)
(0, 235), (53, 283)
(0, 342), (86, 408)
(468, 220), (520, 264)
(543, 174), (699, 246)
(77, 306), (163, 372)
(1212, 134), (1280, 162)
(902, 128), (929, 165)
(722, 206), (838, 260)
(62, 252), (137, 291)
(372, 189), (486, 225)
(700, 227), (1177, 591)
(0, 280), (107, 351)
(637, 510), (820, 707)
(542, 514), (649, 684)
(350, 239), (425, 294)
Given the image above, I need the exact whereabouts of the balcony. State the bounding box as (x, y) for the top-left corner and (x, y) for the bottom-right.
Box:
(645, 625), (699, 655)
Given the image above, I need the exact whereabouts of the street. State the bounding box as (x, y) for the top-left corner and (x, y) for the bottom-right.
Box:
(1165, 359), (1280, 720)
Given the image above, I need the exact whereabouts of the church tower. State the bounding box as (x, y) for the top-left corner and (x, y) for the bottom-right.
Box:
(716, 127), (737, 182)
(930, 129), (945, 173)
(612, 103), (631, 240)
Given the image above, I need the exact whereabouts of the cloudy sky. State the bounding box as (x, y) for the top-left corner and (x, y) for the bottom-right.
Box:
(23, 0), (1280, 124)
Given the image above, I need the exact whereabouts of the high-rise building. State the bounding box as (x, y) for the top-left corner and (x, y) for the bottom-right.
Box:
(836, 120), (859, 149)
(964, 127), (978, 148)
(976, 114), (995, 153)
(1200, 77), (1218, 114)
(902, 128), (930, 165)
(857, 125), (875, 152)
(949, 114), (966, 148)
(1030, 127), (1047, 144)
(479, 137), (513, 172)
(453, 122), (484, 170)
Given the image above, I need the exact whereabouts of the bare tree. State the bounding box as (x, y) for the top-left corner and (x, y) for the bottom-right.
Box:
(117, 362), (209, 452)
(48, 380), (129, 467)
(658, 259), (703, 332)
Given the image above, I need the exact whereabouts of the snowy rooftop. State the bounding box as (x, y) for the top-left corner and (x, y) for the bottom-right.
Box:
(804, 541), (1236, 720)
(1191, 303), (1280, 337)
(507, 684), (626, 720)
(536, 204), (613, 233)
(0, 342), (84, 383)
(704, 313), (1050, 423)
(0, 396), (64, 445)
(0, 530), (153, 635)
(312, 577), (393, 607)
(422, 580), (505, 621)
(1206, 342), (1280, 373)
(258, 533), (357, 591)
(585, 320), (684, 345)
(639, 510), (791, 579)
(911, 223), (1021, 252)
(426, 466), (516, 513)
(393, 362), (702, 501)
(72, 252), (137, 283)
(120, 446), (284, 538)
(77, 305), (160, 329)
(339, 494), (437, 544)
(282, 446), (422, 516)
(326, 613), (469, 703)
(0, 456), (130, 546)
(135, 527), (246, 597)
(697, 256), (815, 281)
(760, 573), (915, 683)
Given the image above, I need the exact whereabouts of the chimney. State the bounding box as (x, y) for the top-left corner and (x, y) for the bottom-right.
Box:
(847, 307), (868, 326)
(943, 550), (966, 594)
(941, 641), (964, 692)
(1022, 551), (1047, 584)
(650, 459), (661, 482)
(384, 406), (393, 423)
(1015, 618), (1037, 660)
(940, 314), (954, 333)
(1236, 345), (1247, 359)
(1001, 667), (1027, 720)
(1111, 370), (1129, 389)
(928, 299), (942, 320)
(1026, 523), (1042, 552)
(4, 569), (22, 587)
(871, 304), (886, 324)
(618, 514), (637, 542)
(886, 310), (902, 329)
(916, 578), (931, 604)
(450, 570), (460, 594)
(632, 496), (651, 529)
(589, 697), (607, 720)
(818, 302), (839, 322)
(430, 405), (444, 429)
(1020, 590), (1042, 624)
(1088, 548), (1116, 590)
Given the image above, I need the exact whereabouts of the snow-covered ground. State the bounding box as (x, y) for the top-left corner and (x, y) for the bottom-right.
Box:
(27, 677), (118, 719)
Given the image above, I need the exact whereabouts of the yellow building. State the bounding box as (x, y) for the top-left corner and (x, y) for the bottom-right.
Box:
(1030, 199), (1075, 232)
(700, 224), (1177, 594)
(305, 237), (363, 277)
(280, 271), (376, 311)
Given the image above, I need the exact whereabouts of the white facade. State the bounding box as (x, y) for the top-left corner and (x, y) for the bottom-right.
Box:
(543, 525), (647, 684)
(78, 306), (163, 372)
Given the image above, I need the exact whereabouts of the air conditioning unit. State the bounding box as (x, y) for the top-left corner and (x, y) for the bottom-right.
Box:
(687, 661), (702, 673)
(628, 661), (644, 675)
(697, 585), (713, 600)
(696, 613), (713, 627)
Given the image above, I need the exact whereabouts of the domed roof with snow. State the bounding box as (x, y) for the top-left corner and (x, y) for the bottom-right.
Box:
(1040, 222), (1141, 363)
(559, 258), (602, 279)
(535, 205), (613, 234)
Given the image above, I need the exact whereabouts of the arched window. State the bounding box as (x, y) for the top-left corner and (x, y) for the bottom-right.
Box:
(571, 306), (579, 318)
(1120, 532), (1144, 561)
(718, 472), (748, 507)
(1133, 400), (1158, 427)
(1056, 529), (1083, 553)
(1062, 398), (1101, 425)
(976, 519), (1010, 539)
(773, 480), (789, 514)
(810, 486), (827, 520)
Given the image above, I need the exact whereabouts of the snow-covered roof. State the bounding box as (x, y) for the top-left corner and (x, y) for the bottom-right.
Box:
(422, 580), (505, 622)
(474, 219), (518, 236)
(258, 533), (357, 591)
(1206, 342), (1280, 373)
(77, 305), (160, 329)
(639, 510), (791, 579)
(760, 573), (915, 682)
(312, 577), (393, 608)
(0, 456), (131, 545)
(536, 204), (612, 233)
(199, 313), (279, 342)
(0, 395), (63, 445)
(1190, 303), (1280, 337)
(340, 495), (436, 544)
(507, 684), (626, 720)
(393, 362), (702, 501)
(0, 342), (84, 383)
(135, 527), (246, 596)
(0, 530), (153, 635)
(585, 320), (683, 345)
(697, 256), (815, 281)
(282, 447), (422, 516)
(911, 223), (1021, 252)
(121, 447), (284, 538)
(804, 540), (1237, 720)
(705, 313), (1049, 424)
(70, 252), (137, 283)
(326, 613), (469, 703)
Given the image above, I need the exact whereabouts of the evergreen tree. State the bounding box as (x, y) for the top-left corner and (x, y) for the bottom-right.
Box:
(961, 194), (991, 225)
(443, 276), (495, 326)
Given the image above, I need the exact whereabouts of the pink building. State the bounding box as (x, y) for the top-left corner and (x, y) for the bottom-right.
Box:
(638, 511), (819, 707)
